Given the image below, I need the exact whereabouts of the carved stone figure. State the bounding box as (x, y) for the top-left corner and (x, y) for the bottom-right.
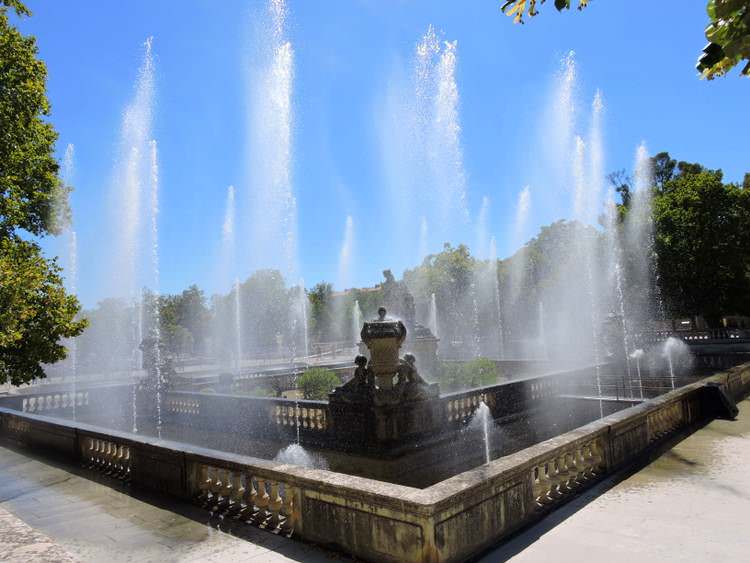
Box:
(396, 353), (438, 402)
(330, 355), (373, 403)
(332, 306), (439, 406)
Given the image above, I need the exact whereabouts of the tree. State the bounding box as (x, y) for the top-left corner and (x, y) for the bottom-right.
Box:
(0, 1), (86, 385)
(298, 368), (341, 400)
(651, 152), (677, 190)
(653, 166), (750, 323)
(0, 239), (85, 384)
(158, 285), (209, 357)
(500, 0), (750, 79)
(697, 1), (750, 78)
(404, 243), (476, 356)
(308, 282), (334, 342)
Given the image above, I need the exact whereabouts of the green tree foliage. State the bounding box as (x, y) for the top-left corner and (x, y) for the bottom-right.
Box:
(158, 285), (209, 356)
(308, 282), (334, 343)
(0, 239), (85, 384)
(697, 1), (750, 78)
(651, 161), (750, 323)
(404, 243), (476, 354)
(438, 358), (501, 392)
(500, 0), (750, 79)
(0, 1), (86, 385)
(298, 368), (341, 400)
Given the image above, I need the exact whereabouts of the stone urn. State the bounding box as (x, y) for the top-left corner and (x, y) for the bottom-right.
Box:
(360, 307), (406, 390)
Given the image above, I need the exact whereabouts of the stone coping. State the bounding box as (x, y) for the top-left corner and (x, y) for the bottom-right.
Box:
(1, 364), (744, 510)
(1, 362), (748, 562)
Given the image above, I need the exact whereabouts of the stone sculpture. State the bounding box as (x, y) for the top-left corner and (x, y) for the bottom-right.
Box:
(331, 307), (437, 405)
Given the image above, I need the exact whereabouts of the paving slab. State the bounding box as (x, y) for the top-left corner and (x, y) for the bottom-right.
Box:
(484, 398), (750, 562)
(0, 445), (347, 562)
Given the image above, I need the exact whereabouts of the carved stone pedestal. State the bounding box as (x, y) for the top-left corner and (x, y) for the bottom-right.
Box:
(328, 307), (441, 453)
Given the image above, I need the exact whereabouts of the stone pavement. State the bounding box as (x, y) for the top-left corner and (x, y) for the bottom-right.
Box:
(485, 397), (750, 562)
(0, 446), (348, 562)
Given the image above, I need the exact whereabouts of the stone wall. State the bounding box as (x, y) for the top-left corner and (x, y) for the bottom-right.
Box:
(0, 363), (749, 562)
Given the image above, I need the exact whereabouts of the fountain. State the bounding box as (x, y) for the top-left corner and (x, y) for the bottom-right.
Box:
(489, 237), (505, 359)
(352, 300), (362, 347)
(233, 278), (242, 372)
(428, 293), (439, 339)
(335, 215), (354, 340)
(476, 196), (490, 260)
(508, 186), (531, 306)
(470, 401), (492, 464)
(663, 337), (692, 390)
(147, 139), (162, 435)
(538, 301), (547, 359)
(4, 5), (744, 561)
(330, 307), (439, 445)
(630, 348), (645, 399)
(625, 142), (660, 329)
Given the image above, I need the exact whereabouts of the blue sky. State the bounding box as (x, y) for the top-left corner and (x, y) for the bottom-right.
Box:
(17, 1), (749, 306)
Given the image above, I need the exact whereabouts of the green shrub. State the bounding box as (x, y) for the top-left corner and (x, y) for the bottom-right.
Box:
(439, 358), (500, 392)
(248, 384), (276, 398)
(460, 357), (500, 388)
(298, 368), (341, 400)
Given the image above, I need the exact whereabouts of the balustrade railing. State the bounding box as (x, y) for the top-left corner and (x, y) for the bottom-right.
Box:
(530, 436), (606, 509)
(22, 391), (88, 414)
(1, 362), (748, 563)
(82, 436), (131, 481)
(193, 463), (299, 536)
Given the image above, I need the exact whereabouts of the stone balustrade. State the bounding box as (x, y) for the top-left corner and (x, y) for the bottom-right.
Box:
(82, 437), (131, 481)
(166, 397), (200, 415)
(274, 404), (327, 431)
(1, 362), (749, 562)
(530, 436), (606, 509)
(22, 391), (88, 413)
(445, 392), (489, 423)
(193, 463), (299, 535)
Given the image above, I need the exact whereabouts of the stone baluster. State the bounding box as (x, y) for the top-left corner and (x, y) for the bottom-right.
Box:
(590, 440), (605, 475)
(531, 465), (545, 508)
(195, 465), (212, 505)
(86, 438), (96, 468)
(214, 469), (232, 513)
(103, 442), (114, 475)
(573, 446), (588, 485)
(268, 481), (283, 531)
(114, 445), (124, 478)
(255, 478), (271, 527)
(280, 484), (297, 536)
(207, 468), (224, 511)
(557, 452), (574, 493)
(580, 444), (594, 479)
(228, 472), (246, 519)
(536, 462), (554, 506)
(244, 476), (259, 524)
(90, 439), (100, 469)
(547, 458), (563, 500)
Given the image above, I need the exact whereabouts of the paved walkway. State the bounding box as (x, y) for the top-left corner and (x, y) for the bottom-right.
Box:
(0, 447), (346, 562)
(485, 398), (750, 562)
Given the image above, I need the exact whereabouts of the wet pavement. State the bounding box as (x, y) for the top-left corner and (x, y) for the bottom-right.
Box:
(0, 446), (346, 562)
(486, 398), (750, 562)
